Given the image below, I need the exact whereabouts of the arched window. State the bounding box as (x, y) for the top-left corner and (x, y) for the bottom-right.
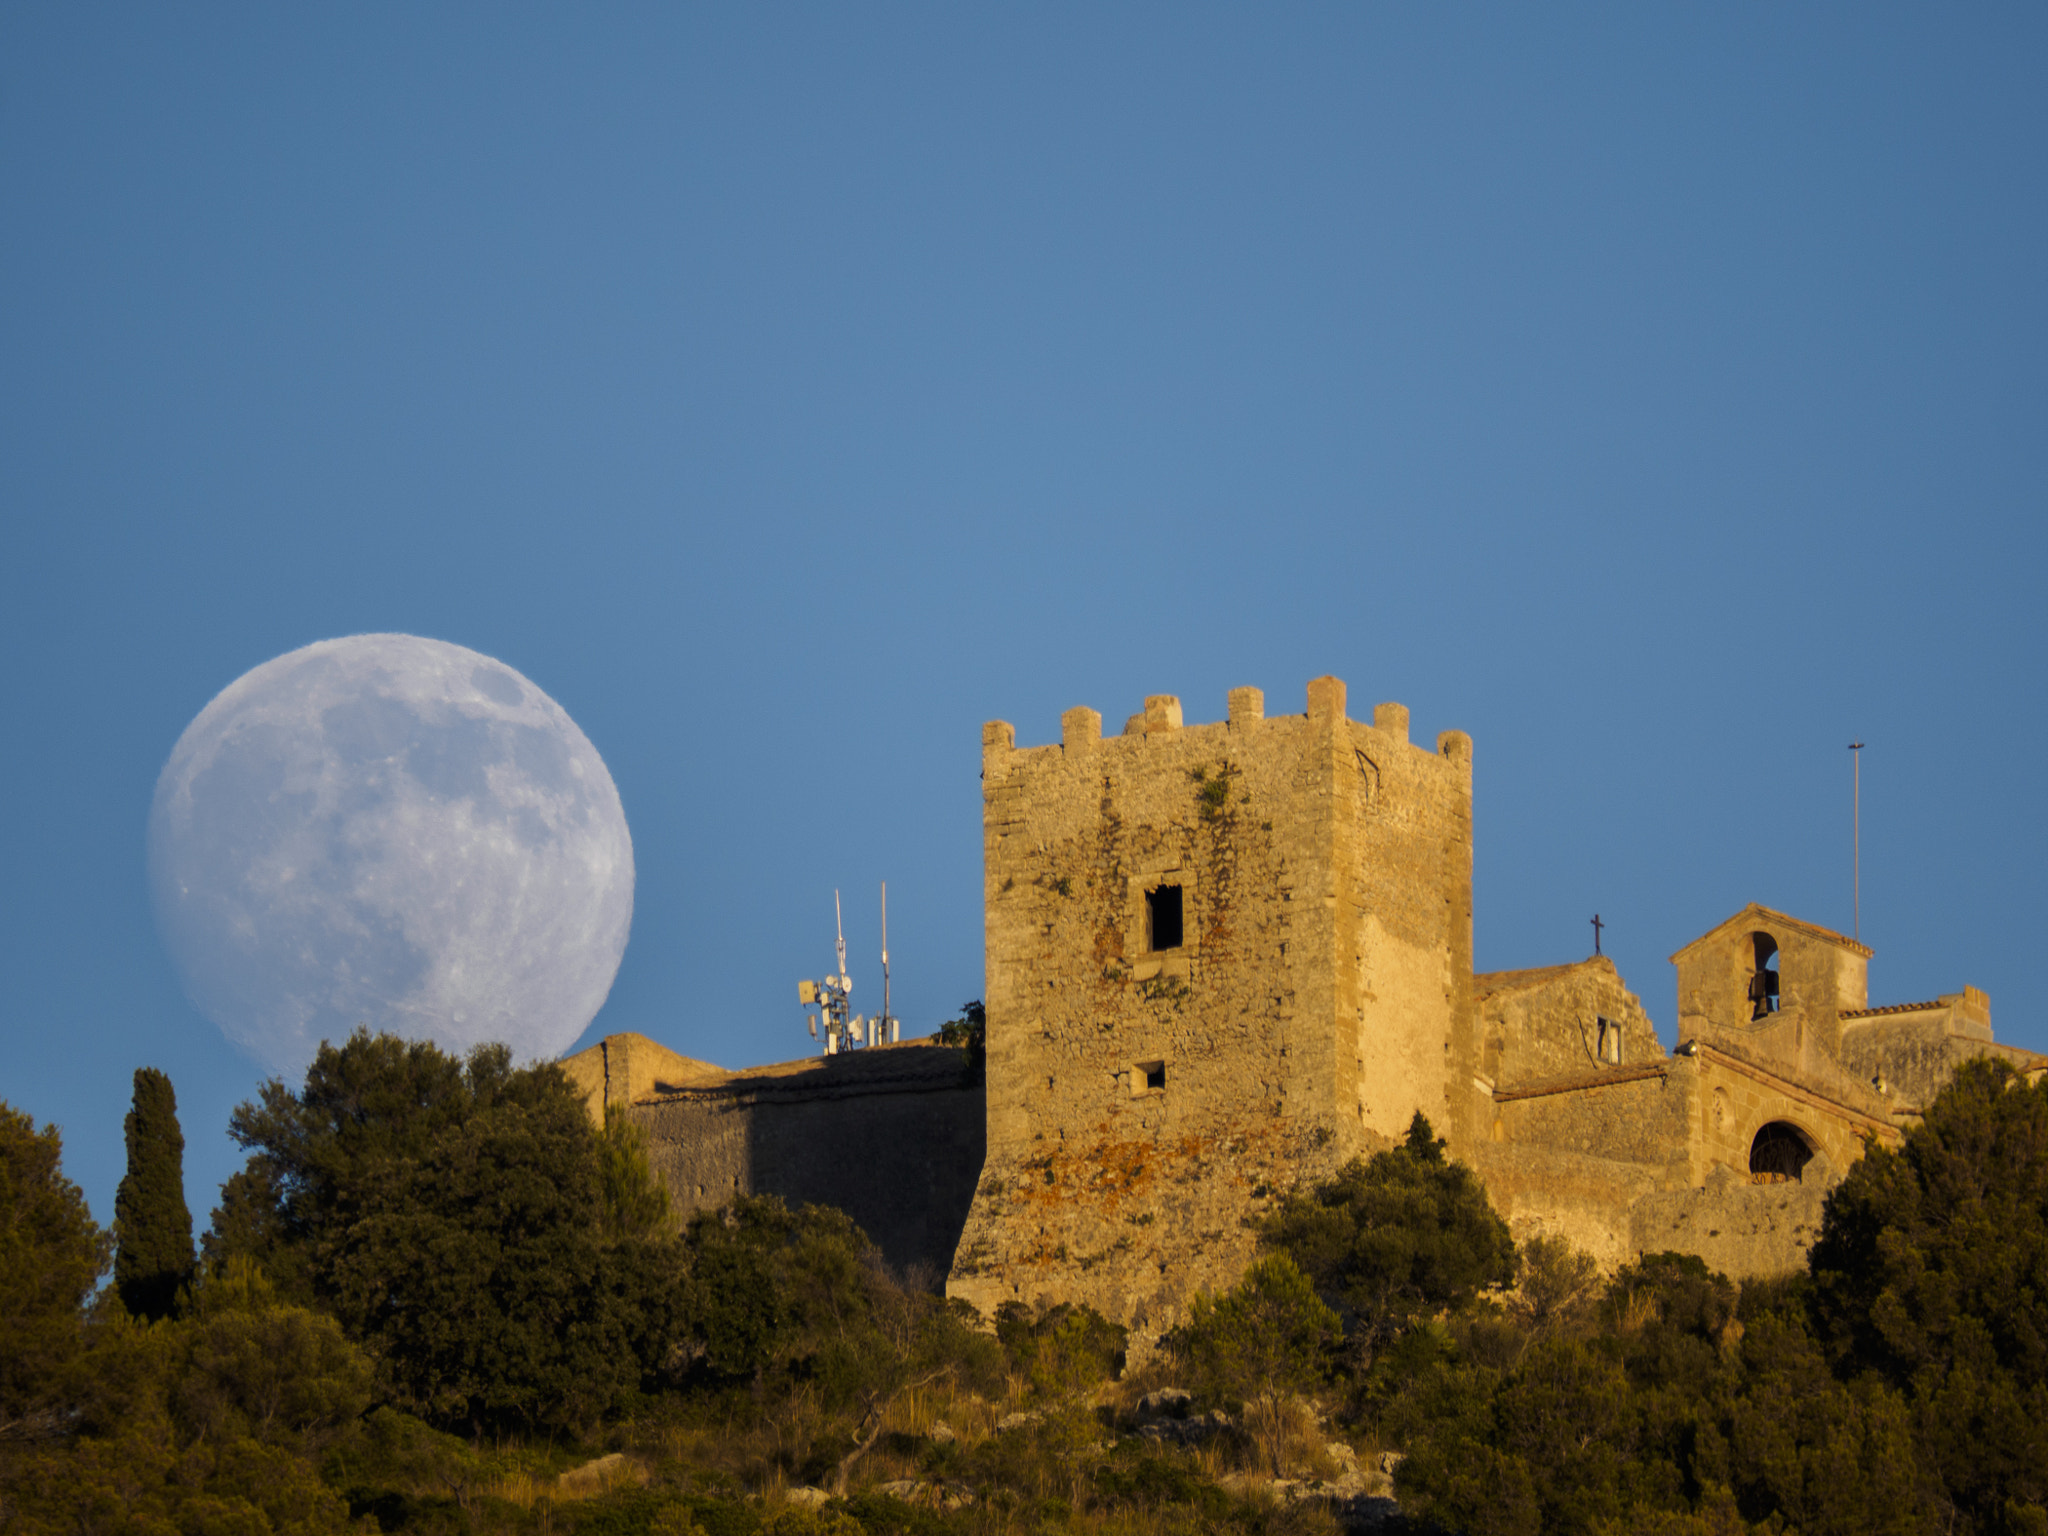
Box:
(1597, 1016), (1623, 1065)
(1750, 1121), (1813, 1182)
(1748, 932), (1781, 1020)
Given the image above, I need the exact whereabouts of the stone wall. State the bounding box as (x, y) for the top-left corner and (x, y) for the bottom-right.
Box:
(623, 1041), (984, 1283)
(1473, 1141), (1674, 1269)
(1834, 989), (2030, 1110)
(1476, 957), (1663, 1092)
(1629, 1167), (1832, 1280)
(561, 1031), (728, 1124)
(1492, 1072), (1691, 1169)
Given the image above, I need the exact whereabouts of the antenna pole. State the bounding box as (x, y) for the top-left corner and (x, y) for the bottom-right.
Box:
(1849, 742), (1864, 941)
(798, 893), (859, 1056)
(835, 889), (848, 988)
(880, 883), (891, 1047)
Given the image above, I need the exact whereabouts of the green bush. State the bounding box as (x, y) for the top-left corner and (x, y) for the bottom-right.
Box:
(1169, 1254), (1339, 1476)
(994, 1300), (1127, 1402)
(1262, 1112), (1514, 1357)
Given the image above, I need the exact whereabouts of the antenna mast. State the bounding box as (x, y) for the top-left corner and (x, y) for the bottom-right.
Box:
(1849, 742), (1865, 941)
(794, 884), (899, 1054)
(835, 889), (849, 997)
(879, 882), (898, 1044)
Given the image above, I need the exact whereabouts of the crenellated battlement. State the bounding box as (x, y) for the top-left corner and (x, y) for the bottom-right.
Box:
(983, 677), (1475, 777)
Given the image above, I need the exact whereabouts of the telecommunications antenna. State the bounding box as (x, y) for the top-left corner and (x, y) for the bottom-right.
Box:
(794, 884), (899, 1054)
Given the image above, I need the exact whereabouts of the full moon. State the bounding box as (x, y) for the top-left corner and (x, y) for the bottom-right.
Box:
(149, 634), (634, 1077)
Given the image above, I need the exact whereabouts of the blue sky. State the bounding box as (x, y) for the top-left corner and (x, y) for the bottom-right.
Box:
(3, 5), (2043, 1227)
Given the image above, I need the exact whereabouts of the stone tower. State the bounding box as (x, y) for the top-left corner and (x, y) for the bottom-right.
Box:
(945, 676), (1475, 1337)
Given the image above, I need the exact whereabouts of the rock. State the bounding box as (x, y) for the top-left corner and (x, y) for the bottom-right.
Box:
(1134, 1407), (1231, 1446)
(784, 1487), (830, 1507)
(1138, 1387), (1193, 1420)
(996, 1410), (1041, 1433)
(1249, 1474), (1407, 1532)
(1377, 1450), (1405, 1478)
(1325, 1441), (1359, 1472)
(1340, 1494), (1405, 1531)
(928, 1420), (957, 1445)
(875, 1481), (921, 1499)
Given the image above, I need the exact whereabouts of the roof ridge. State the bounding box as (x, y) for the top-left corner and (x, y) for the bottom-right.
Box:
(1839, 999), (1948, 1020)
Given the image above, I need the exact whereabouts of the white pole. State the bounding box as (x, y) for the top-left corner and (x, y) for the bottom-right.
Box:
(1849, 742), (1864, 941)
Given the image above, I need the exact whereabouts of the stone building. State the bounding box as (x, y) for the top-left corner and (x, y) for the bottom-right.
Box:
(569, 675), (2042, 1342)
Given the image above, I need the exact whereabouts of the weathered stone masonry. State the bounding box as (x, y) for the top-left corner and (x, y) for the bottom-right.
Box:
(568, 673), (2044, 1343)
(563, 1031), (984, 1282)
(945, 678), (1476, 1335)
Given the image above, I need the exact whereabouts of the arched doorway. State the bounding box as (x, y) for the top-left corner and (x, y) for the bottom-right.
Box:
(1749, 1121), (1814, 1182)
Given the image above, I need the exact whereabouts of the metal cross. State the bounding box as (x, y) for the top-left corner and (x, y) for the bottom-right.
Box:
(1591, 913), (1604, 956)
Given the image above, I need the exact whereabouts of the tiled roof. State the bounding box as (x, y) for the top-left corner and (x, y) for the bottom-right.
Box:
(1838, 1000), (1946, 1020)
(1669, 903), (1874, 963)
(1493, 1062), (1669, 1102)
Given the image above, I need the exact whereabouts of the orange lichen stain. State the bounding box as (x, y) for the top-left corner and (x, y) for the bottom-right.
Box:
(994, 1115), (1320, 1273)
(1009, 1118), (1301, 1224)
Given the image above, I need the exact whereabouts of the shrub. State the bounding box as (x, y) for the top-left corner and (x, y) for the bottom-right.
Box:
(1262, 1112), (1514, 1357)
(1169, 1254), (1339, 1476)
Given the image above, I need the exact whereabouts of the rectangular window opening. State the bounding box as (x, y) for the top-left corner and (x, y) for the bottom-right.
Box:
(1139, 1060), (1166, 1092)
(1146, 884), (1184, 951)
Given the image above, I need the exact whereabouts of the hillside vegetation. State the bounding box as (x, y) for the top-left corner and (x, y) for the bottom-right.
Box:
(3, 1035), (2044, 1536)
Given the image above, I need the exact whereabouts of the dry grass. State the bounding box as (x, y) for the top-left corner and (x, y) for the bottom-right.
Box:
(487, 1454), (652, 1508)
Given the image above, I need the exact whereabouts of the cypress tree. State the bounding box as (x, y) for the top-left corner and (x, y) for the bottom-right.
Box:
(114, 1066), (194, 1320)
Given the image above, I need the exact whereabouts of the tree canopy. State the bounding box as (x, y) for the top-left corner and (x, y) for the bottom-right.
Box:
(14, 1036), (2048, 1536)
(114, 1066), (195, 1322)
(1808, 1057), (2048, 1531)
(212, 1029), (686, 1436)
(1371, 1067), (2048, 1536)
(0, 1102), (109, 1445)
(1260, 1110), (1515, 1351)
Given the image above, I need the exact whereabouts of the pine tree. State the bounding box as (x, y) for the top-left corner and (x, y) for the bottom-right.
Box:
(114, 1066), (193, 1321)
